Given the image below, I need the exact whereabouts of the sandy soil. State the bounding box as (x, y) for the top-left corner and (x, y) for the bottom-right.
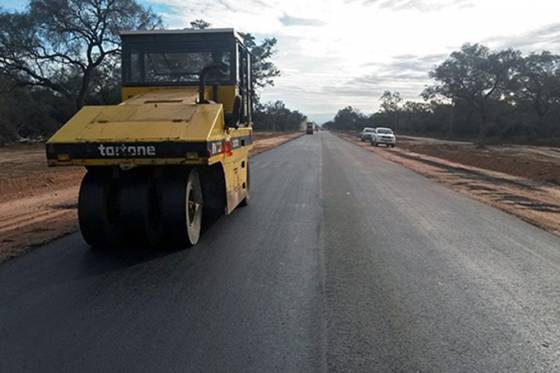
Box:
(339, 132), (560, 237)
(398, 136), (560, 185)
(0, 131), (303, 262)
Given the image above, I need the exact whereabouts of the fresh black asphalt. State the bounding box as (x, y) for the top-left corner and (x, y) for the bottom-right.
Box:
(1, 132), (559, 372)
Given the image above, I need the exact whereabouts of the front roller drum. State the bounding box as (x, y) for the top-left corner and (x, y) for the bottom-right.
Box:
(78, 171), (121, 248)
(159, 168), (204, 248)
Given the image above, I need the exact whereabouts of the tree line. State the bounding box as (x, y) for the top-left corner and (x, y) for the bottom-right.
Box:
(325, 44), (560, 139)
(253, 101), (307, 132)
(0, 0), (300, 144)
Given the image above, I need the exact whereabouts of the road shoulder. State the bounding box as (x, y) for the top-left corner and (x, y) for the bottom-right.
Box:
(336, 132), (560, 238)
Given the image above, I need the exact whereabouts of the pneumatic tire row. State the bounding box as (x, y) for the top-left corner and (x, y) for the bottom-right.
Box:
(78, 167), (204, 250)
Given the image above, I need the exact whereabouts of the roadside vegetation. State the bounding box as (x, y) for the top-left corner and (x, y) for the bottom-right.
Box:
(0, 0), (304, 144)
(325, 44), (560, 142)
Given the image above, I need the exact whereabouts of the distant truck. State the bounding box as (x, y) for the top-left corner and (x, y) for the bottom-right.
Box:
(306, 122), (314, 135)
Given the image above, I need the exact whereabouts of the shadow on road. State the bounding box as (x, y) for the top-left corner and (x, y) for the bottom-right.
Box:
(75, 214), (225, 277)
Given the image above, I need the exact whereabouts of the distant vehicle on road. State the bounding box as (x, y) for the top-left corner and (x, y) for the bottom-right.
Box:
(371, 127), (396, 147)
(359, 127), (376, 141)
(306, 122), (314, 135)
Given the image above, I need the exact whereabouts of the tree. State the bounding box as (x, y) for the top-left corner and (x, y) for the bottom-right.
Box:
(0, 72), (69, 142)
(0, 0), (162, 110)
(379, 90), (403, 129)
(325, 46), (560, 139)
(253, 100), (306, 131)
(515, 51), (560, 136)
(380, 91), (402, 112)
(190, 19), (210, 30)
(423, 44), (520, 137)
(240, 33), (281, 104)
(330, 106), (367, 131)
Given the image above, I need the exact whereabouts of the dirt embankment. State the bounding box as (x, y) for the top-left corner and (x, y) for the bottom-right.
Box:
(339, 133), (560, 237)
(0, 131), (303, 263)
(398, 136), (560, 185)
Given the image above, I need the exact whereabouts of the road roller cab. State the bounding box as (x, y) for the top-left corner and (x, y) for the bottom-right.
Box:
(45, 29), (253, 248)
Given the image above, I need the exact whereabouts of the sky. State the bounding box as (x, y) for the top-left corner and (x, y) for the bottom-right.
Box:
(3, 0), (560, 122)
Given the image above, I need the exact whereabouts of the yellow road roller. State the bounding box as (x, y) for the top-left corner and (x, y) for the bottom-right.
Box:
(46, 29), (253, 248)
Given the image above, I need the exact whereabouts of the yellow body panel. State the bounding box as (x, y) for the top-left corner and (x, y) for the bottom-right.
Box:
(221, 134), (251, 213)
(121, 85), (238, 113)
(46, 86), (252, 213)
(48, 91), (225, 144)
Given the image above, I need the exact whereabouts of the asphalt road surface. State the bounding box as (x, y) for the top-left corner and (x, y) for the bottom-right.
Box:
(1, 132), (559, 373)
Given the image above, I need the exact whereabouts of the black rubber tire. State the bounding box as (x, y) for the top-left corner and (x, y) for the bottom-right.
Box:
(239, 161), (250, 207)
(78, 171), (122, 248)
(159, 168), (203, 249)
(119, 171), (163, 247)
(200, 166), (226, 226)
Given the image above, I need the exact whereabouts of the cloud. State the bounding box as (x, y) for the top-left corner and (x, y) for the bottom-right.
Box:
(365, 53), (447, 72)
(485, 23), (560, 52)
(325, 54), (442, 102)
(335, 53), (448, 95)
(146, 0), (560, 121)
(358, 0), (474, 11)
(279, 14), (326, 27)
